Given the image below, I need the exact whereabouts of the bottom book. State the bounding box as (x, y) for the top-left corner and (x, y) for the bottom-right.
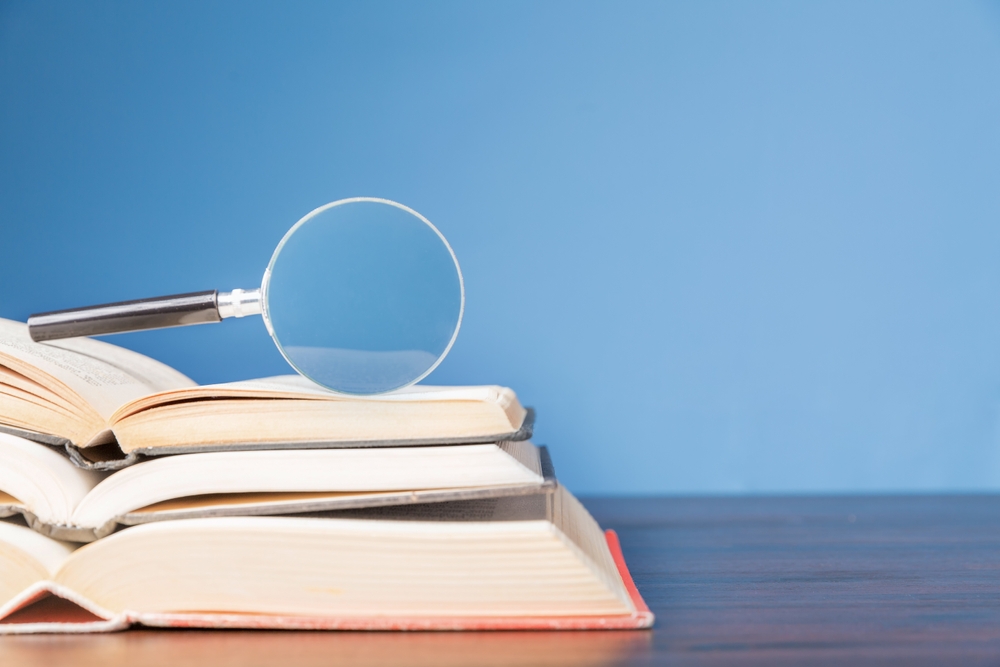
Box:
(0, 488), (653, 633)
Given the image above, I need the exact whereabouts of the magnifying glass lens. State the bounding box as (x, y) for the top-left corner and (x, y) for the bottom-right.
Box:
(264, 199), (464, 394)
(26, 197), (463, 395)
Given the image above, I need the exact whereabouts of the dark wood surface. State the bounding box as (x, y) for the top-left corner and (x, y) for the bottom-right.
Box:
(3, 495), (1000, 666)
(591, 495), (1000, 666)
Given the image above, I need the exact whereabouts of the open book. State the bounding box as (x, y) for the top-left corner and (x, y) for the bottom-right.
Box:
(0, 432), (554, 542)
(0, 319), (531, 470)
(0, 488), (653, 633)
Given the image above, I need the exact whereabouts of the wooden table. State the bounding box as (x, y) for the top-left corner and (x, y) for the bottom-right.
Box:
(3, 495), (1000, 666)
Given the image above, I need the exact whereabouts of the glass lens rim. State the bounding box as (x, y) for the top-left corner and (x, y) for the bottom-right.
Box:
(260, 197), (465, 394)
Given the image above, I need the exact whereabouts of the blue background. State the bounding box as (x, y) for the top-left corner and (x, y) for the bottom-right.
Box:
(2, 1), (1000, 494)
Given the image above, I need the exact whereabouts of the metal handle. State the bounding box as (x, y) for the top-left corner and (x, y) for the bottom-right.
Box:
(28, 291), (223, 342)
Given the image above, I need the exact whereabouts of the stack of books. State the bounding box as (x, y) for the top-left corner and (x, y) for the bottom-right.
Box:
(0, 318), (652, 633)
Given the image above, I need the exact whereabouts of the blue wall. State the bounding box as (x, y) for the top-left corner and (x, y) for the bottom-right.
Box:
(2, 1), (1000, 494)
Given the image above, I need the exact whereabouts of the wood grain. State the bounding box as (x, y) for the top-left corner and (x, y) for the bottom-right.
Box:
(4, 495), (1000, 665)
(588, 495), (1000, 666)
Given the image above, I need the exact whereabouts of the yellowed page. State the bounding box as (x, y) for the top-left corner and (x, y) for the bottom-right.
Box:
(111, 398), (522, 452)
(110, 374), (524, 426)
(0, 319), (194, 423)
(0, 366), (85, 417)
(0, 433), (104, 525)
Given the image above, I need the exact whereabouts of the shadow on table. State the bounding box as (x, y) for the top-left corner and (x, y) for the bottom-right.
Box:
(0, 628), (653, 667)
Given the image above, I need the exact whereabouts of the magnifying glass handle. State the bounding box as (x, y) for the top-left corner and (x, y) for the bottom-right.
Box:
(27, 289), (262, 342)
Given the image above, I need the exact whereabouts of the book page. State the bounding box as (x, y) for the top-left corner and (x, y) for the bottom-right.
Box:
(110, 374), (522, 424)
(298, 494), (550, 523)
(0, 319), (195, 421)
(69, 444), (543, 528)
(550, 487), (631, 610)
(0, 366), (86, 417)
(149, 374), (512, 401)
(0, 433), (105, 525)
(0, 522), (76, 576)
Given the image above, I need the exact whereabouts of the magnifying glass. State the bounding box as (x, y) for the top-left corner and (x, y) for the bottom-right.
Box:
(26, 198), (465, 395)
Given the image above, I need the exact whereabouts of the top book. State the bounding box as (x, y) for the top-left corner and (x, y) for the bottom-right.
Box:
(0, 319), (530, 470)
